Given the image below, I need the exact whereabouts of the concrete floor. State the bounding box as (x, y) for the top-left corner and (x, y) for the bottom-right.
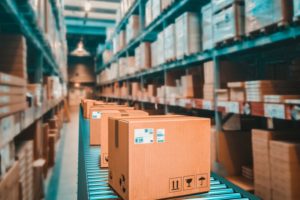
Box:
(46, 106), (79, 200)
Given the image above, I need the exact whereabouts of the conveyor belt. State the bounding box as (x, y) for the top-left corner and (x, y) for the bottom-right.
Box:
(78, 108), (258, 200)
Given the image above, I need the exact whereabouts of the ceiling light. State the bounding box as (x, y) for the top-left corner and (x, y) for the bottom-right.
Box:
(70, 39), (91, 57)
(84, 1), (91, 12)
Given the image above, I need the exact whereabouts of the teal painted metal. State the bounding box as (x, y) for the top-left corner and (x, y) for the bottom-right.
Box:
(78, 107), (259, 200)
(0, 0), (61, 77)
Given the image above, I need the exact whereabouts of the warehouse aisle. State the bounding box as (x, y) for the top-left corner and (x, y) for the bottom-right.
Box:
(46, 106), (79, 200)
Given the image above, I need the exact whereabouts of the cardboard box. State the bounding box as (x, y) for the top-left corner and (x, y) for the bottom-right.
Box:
(16, 141), (33, 200)
(0, 161), (19, 200)
(270, 140), (300, 200)
(42, 123), (49, 176)
(109, 116), (210, 200)
(33, 159), (45, 200)
(202, 3), (214, 50)
(0, 72), (26, 86)
(100, 110), (149, 168)
(145, 0), (152, 26)
(89, 106), (134, 146)
(48, 134), (56, 167)
(252, 129), (299, 200)
(0, 85), (25, 95)
(213, 3), (244, 44)
(164, 24), (176, 61)
(181, 75), (203, 98)
(175, 12), (201, 58)
(245, 0), (293, 35)
(0, 102), (27, 119)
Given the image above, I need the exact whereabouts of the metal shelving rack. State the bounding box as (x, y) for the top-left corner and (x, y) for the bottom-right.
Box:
(95, 0), (300, 191)
(0, 0), (65, 79)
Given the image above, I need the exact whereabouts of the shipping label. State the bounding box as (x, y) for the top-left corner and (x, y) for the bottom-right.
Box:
(134, 128), (154, 144)
(92, 111), (102, 119)
(156, 129), (165, 143)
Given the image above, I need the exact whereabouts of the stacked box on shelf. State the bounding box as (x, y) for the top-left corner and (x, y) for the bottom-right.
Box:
(119, 30), (126, 52)
(164, 24), (176, 61)
(27, 84), (42, 107)
(212, 0), (245, 45)
(202, 3), (214, 51)
(151, 41), (158, 67)
(245, 0), (293, 35)
(245, 80), (300, 102)
(215, 89), (229, 101)
(152, 0), (161, 21)
(227, 82), (246, 101)
(146, 84), (157, 98)
(294, 0), (300, 20)
(0, 72), (27, 118)
(130, 82), (140, 98)
(0, 34), (27, 79)
(113, 35), (119, 54)
(17, 141), (34, 200)
(136, 42), (152, 71)
(42, 123), (49, 176)
(126, 15), (140, 44)
(0, 142), (15, 180)
(102, 50), (113, 64)
(157, 31), (165, 65)
(175, 12), (201, 59)
(270, 140), (300, 200)
(0, 161), (20, 200)
(145, 0), (152, 26)
(180, 75), (203, 98)
(251, 129), (299, 200)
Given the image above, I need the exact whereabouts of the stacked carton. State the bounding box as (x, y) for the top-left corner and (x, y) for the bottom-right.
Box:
(212, 0), (245, 44)
(180, 75), (203, 98)
(245, 0), (293, 35)
(164, 24), (176, 61)
(203, 62), (215, 100)
(145, 0), (152, 26)
(175, 12), (201, 58)
(0, 161), (20, 200)
(245, 80), (300, 102)
(17, 141), (34, 200)
(0, 34), (27, 79)
(135, 42), (152, 71)
(202, 3), (214, 50)
(0, 72), (27, 118)
(126, 15), (140, 44)
(152, 0), (161, 21)
(270, 140), (300, 200)
(108, 115), (210, 200)
(227, 82), (246, 101)
(161, 0), (173, 11)
(0, 142), (15, 180)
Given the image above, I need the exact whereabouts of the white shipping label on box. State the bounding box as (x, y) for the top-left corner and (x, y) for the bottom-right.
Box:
(156, 129), (165, 143)
(134, 128), (154, 144)
(227, 102), (240, 114)
(203, 100), (212, 110)
(92, 111), (102, 119)
(264, 104), (285, 119)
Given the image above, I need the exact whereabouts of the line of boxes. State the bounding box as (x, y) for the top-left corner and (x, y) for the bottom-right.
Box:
(83, 99), (211, 199)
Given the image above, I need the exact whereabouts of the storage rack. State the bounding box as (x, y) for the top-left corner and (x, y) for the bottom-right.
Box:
(0, 0), (65, 79)
(78, 107), (257, 200)
(95, 0), (300, 121)
(95, 0), (300, 191)
(0, 0), (67, 176)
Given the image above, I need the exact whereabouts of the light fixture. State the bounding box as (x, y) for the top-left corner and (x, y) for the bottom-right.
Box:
(70, 38), (91, 57)
(84, 1), (91, 12)
(74, 83), (81, 88)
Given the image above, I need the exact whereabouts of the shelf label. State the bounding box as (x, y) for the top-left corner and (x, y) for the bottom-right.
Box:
(203, 100), (212, 110)
(264, 104), (285, 119)
(227, 102), (240, 114)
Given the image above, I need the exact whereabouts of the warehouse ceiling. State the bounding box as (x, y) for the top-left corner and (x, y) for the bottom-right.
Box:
(64, 0), (119, 56)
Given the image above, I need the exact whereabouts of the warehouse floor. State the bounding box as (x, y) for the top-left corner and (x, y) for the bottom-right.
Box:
(46, 106), (79, 200)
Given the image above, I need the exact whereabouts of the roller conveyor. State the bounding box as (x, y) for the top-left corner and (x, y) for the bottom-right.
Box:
(78, 108), (259, 200)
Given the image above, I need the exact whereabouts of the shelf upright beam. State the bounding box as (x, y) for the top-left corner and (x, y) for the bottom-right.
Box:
(140, 75), (145, 110)
(212, 52), (226, 175)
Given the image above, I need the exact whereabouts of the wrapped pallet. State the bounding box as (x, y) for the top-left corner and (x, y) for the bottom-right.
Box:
(202, 3), (214, 50)
(161, 0), (173, 11)
(151, 41), (158, 67)
(212, 0), (243, 13)
(176, 12), (201, 58)
(152, 0), (161, 21)
(164, 24), (176, 61)
(213, 2), (245, 44)
(157, 31), (165, 65)
(136, 42), (151, 71)
(245, 0), (293, 35)
(145, 0), (152, 26)
(126, 15), (140, 44)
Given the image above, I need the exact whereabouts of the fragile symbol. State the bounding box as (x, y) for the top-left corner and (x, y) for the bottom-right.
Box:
(198, 177), (205, 185)
(169, 177), (182, 193)
(183, 176), (195, 190)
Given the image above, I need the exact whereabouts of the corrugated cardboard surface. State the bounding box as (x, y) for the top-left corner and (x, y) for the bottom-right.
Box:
(0, 161), (19, 200)
(109, 116), (210, 200)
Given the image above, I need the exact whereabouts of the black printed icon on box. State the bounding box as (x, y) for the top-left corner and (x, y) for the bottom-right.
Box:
(103, 153), (108, 163)
(169, 177), (182, 193)
(196, 174), (208, 188)
(183, 175), (195, 190)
